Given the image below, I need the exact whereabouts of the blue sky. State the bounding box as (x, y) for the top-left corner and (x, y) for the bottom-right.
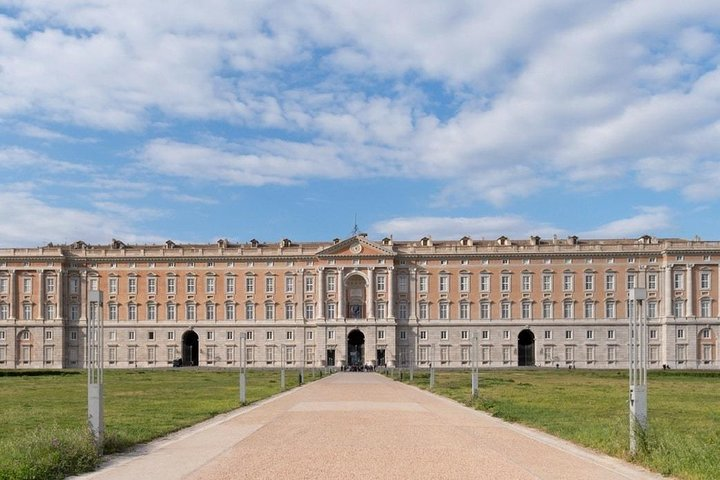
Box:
(1, 1), (720, 247)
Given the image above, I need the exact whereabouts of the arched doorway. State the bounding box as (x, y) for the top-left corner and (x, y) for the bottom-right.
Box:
(348, 329), (365, 367)
(518, 329), (535, 366)
(182, 330), (199, 366)
(345, 275), (367, 318)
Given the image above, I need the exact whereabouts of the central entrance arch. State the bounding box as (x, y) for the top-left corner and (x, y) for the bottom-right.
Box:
(518, 329), (535, 366)
(182, 330), (199, 366)
(347, 329), (365, 367)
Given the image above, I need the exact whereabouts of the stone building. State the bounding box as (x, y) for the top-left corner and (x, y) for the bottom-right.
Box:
(0, 234), (717, 370)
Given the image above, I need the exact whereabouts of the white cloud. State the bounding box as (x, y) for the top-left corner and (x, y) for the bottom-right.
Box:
(580, 206), (672, 238)
(372, 215), (563, 240)
(0, 146), (88, 172)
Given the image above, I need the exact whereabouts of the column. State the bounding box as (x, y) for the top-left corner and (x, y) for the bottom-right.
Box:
(317, 267), (325, 320)
(9, 270), (16, 320)
(337, 267), (345, 320)
(56, 271), (63, 320)
(387, 267), (395, 320)
(409, 268), (418, 321)
(366, 267), (375, 320)
(663, 264), (672, 318)
(37, 269), (45, 321)
(686, 264), (694, 317)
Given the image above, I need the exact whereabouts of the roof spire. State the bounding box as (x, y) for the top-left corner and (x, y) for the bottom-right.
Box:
(351, 213), (360, 236)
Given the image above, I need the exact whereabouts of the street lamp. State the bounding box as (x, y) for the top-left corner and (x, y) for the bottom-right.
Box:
(628, 288), (648, 455)
(239, 332), (246, 404)
(472, 331), (479, 398)
(87, 290), (104, 452)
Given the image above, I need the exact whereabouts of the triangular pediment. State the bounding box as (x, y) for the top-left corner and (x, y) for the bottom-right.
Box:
(317, 235), (395, 257)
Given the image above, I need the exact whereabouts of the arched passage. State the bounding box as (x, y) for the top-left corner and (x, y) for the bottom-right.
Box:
(347, 329), (365, 367)
(518, 329), (535, 366)
(182, 330), (199, 366)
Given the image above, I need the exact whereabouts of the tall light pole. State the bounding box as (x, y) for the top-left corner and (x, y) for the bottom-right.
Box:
(628, 288), (648, 455)
(87, 290), (104, 452)
(239, 332), (246, 404)
(471, 331), (479, 398)
(429, 343), (436, 388)
(280, 343), (286, 390)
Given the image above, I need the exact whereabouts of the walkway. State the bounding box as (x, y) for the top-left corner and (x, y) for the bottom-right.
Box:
(79, 373), (664, 480)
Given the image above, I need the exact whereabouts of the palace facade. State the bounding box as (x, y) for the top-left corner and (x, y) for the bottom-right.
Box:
(0, 234), (718, 370)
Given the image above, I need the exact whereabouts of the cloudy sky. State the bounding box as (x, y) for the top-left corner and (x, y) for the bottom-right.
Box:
(1, 1), (719, 246)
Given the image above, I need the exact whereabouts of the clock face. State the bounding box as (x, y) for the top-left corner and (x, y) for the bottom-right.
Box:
(350, 244), (362, 254)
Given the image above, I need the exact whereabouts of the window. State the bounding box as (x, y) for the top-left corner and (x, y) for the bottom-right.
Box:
(286, 330), (294, 341)
(673, 300), (684, 317)
(285, 276), (294, 293)
(542, 274), (552, 292)
(167, 303), (176, 321)
(702, 328), (711, 339)
(128, 330), (136, 341)
(69, 277), (79, 294)
(480, 275), (490, 292)
(326, 302), (336, 319)
(147, 303), (156, 321)
(304, 276), (314, 293)
(482, 330), (489, 340)
(205, 277), (215, 294)
(147, 277), (157, 294)
(542, 301), (552, 319)
(185, 303), (195, 321)
(605, 301), (616, 319)
(306, 330), (314, 340)
(419, 302), (428, 320)
(439, 303), (449, 320)
(608, 329), (616, 340)
(265, 303), (275, 320)
(439, 275), (449, 292)
(544, 330), (552, 340)
(649, 329), (658, 340)
(378, 330), (385, 340)
(586, 346), (595, 363)
(521, 274), (531, 292)
(627, 274), (636, 289)
(109, 277), (118, 294)
(500, 302), (510, 319)
(304, 303), (314, 320)
(376, 275), (386, 292)
(480, 302), (490, 319)
(701, 272), (711, 290)
(23, 277), (32, 293)
(128, 303), (137, 321)
(265, 277), (275, 293)
(89, 277), (98, 291)
(226, 303), (236, 320)
(521, 302), (531, 319)
(186, 277), (196, 294)
(246, 331), (254, 341)
(563, 274), (573, 291)
(398, 302), (408, 320)
(226, 277), (236, 294)
(206, 303), (215, 321)
(584, 274), (594, 291)
(460, 275), (470, 292)
(419, 275), (428, 293)
(419, 330), (428, 340)
(398, 275), (408, 292)
(608, 346), (617, 363)
(246, 276), (255, 293)
(500, 275), (511, 292)
(605, 273), (615, 291)
(673, 272), (684, 290)
(375, 302), (386, 319)
(45, 304), (55, 320)
(461, 330), (469, 340)
(266, 331), (274, 341)
(565, 330), (573, 340)
(0, 277), (7, 294)
(167, 331), (175, 340)
(245, 303), (255, 320)
(128, 277), (137, 294)
(167, 277), (176, 294)
(285, 303), (294, 320)
(584, 301), (594, 319)
(677, 328), (685, 339)
(502, 330), (510, 340)
(700, 299), (711, 317)
(440, 330), (448, 340)
(647, 274), (657, 290)
(460, 302), (469, 320)
(327, 330), (335, 340)
(399, 330), (407, 340)
(0, 303), (7, 320)
(647, 301), (657, 318)
(148, 331), (155, 341)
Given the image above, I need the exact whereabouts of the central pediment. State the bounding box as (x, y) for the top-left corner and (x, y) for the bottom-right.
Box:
(317, 235), (396, 257)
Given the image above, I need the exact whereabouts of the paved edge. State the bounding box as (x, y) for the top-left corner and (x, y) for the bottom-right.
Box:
(397, 377), (667, 480)
(74, 378), (319, 479)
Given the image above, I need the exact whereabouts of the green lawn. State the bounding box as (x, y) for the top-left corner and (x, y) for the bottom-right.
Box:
(0, 368), (319, 480)
(391, 368), (720, 480)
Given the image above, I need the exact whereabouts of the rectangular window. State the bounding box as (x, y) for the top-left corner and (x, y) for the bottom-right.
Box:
(186, 277), (196, 294)
(286, 330), (294, 341)
(419, 275), (428, 293)
(521, 302), (531, 319)
(586, 346), (595, 363)
(327, 330), (335, 340)
(378, 330), (385, 340)
(186, 304), (195, 321)
(246, 276), (255, 293)
(419, 330), (427, 340)
(542, 302), (552, 319)
(265, 277), (274, 293)
(439, 303), (448, 320)
(146, 277), (156, 294)
(461, 330), (469, 340)
(583, 302), (594, 319)
(167, 331), (175, 340)
(586, 329), (594, 340)
(108, 277), (118, 294)
(398, 275), (408, 292)
(128, 303), (137, 321)
(167, 303), (176, 321)
(482, 330), (489, 340)
(480, 302), (490, 319)
(167, 277), (176, 294)
(128, 277), (137, 294)
(584, 274), (594, 291)
(605, 274), (615, 291)
(563, 274), (573, 291)
(440, 330), (448, 340)
(677, 328), (685, 339)
(605, 301), (615, 319)
(23, 277), (32, 294)
(45, 276), (55, 293)
(459, 275), (470, 292)
(544, 330), (552, 340)
(701, 272), (711, 290)
(419, 303), (428, 320)
(265, 303), (275, 320)
(226, 303), (235, 320)
(647, 274), (657, 290)
(376, 275), (386, 292)
(206, 303), (215, 321)
(285, 303), (294, 320)
(375, 302), (386, 319)
(501, 302), (510, 319)
(226, 277), (235, 294)
(565, 346), (574, 362)
(266, 330), (274, 341)
(700, 299), (711, 317)
(304, 303), (314, 319)
(647, 301), (657, 319)
(673, 300), (684, 317)
(562, 302), (572, 319)
(673, 272), (684, 290)
(304, 276), (314, 293)
(0, 277), (7, 294)
(206, 277), (215, 294)
(45, 304), (55, 320)
(500, 275), (511, 292)
(327, 275), (336, 292)
(480, 274), (490, 292)
(627, 274), (636, 289)
(460, 303), (469, 320)
(285, 276), (294, 293)
(147, 303), (156, 321)
(542, 274), (552, 292)
(608, 346), (617, 363)
(128, 330), (136, 341)
(608, 329), (616, 340)
(398, 302), (408, 320)
(521, 274), (531, 292)
(326, 302), (336, 319)
(439, 275), (448, 292)
(148, 331), (155, 341)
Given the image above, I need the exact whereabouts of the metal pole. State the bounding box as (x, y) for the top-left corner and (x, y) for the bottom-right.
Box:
(280, 344), (286, 390)
(472, 331), (479, 398)
(629, 288), (648, 455)
(430, 344), (435, 388)
(239, 333), (246, 404)
(87, 290), (104, 452)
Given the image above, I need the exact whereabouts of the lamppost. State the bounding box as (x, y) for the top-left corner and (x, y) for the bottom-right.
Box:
(429, 343), (436, 388)
(280, 343), (286, 390)
(239, 332), (246, 404)
(471, 331), (479, 398)
(87, 290), (104, 452)
(628, 288), (648, 455)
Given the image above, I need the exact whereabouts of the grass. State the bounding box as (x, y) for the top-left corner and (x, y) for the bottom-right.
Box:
(0, 368), (320, 480)
(390, 368), (720, 480)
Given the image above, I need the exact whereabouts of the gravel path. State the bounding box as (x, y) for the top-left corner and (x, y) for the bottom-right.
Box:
(78, 372), (665, 480)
